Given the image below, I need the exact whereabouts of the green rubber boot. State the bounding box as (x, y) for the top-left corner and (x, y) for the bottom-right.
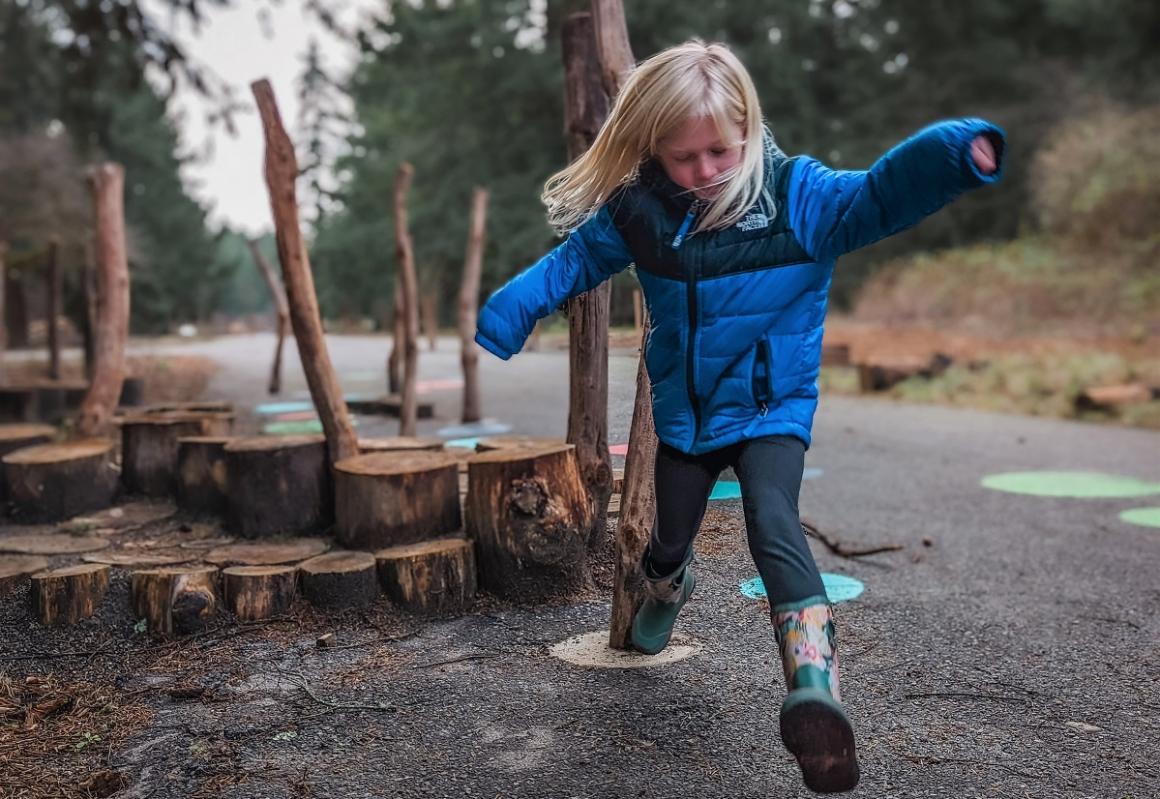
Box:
(631, 558), (696, 655)
(774, 600), (859, 794)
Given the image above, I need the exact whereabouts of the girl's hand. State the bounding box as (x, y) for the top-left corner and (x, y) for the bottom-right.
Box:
(970, 135), (998, 175)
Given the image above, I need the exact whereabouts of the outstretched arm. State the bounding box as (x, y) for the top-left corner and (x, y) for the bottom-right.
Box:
(475, 206), (633, 360)
(787, 118), (1006, 263)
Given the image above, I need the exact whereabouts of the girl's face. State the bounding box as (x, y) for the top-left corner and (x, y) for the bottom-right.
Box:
(656, 116), (745, 200)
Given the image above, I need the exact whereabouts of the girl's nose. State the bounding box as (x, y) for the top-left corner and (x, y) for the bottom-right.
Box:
(695, 158), (716, 183)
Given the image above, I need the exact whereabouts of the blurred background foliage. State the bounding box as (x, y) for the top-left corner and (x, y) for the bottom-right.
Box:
(1, 0), (1157, 336)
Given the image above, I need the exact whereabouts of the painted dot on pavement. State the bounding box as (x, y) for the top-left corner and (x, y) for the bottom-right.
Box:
(445, 437), (481, 449)
(803, 467), (824, 481)
(256, 401), (314, 415)
(981, 471), (1160, 498)
(437, 420), (512, 438)
(263, 420), (323, 435)
(609, 443), (629, 456)
(1120, 507), (1160, 529)
(740, 573), (864, 604)
(709, 480), (742, 500)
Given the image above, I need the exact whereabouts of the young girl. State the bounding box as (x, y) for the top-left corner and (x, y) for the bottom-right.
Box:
(474, 40), (1003, 794)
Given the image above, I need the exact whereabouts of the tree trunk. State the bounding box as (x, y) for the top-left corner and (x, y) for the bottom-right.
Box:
(589, 0), (656, 650)
(77, 164), (131, 439)
(176, 436), (232, 517)
(465, 444), (593, 600)
(31, 564), (110, 625)
(334, 451), (461, 549)
(388, 281), (403, 394)
(375, 537), (476, 615)
(222, 565), (297, 621)
(223, 435), (332, 538)
(394, 163), (421, 437)
(299, 551), (379, 609)
(0, 242), (7, 380)
(246, 238), (290, 395)
(563, 13), (615, 551)
(46, 239), (61, 381)
(459, 188), (489, 424)
(2, 439), (118, 522)
(421, 289), (438, 351)
(130, 566), (219, 636)
(81, 257), (97, 381)
(251, 79), (358, 465)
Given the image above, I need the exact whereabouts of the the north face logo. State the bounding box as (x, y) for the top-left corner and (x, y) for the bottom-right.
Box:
(736, 212), (770, 232)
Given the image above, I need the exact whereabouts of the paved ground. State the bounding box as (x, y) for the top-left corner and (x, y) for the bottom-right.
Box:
(4, 334), (1159, 798)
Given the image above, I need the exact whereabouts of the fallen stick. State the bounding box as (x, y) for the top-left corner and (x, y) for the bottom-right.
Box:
(800, 518), (904, 558)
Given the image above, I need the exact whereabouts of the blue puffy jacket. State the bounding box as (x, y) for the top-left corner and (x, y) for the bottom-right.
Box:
(476, 119), (1005, 454)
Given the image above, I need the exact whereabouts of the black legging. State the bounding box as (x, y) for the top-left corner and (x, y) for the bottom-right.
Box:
(646, 435), (826, 607)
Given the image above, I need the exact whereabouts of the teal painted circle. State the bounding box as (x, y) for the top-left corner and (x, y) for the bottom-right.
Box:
(739, 573), (864, 604)
(445, 437), (481, 449)
(263, 420), (323, 435)
(256, 401), (313, 415)
(709, 480), (742, 500)
(981, 471), (1160, 498)
(1120, 507), (1160, 528)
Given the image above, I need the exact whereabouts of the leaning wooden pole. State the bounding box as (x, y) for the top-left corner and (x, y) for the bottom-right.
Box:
(459, 188), (488, 424)
(251, 79), (358, 465)
(246, 238), (290, 394)
(77, 163), (130, 439)
(591, 0), (656, 650)
(46, 239), (62, 381)
(393, 163), (420, 437)
(562, 12), (615, 551)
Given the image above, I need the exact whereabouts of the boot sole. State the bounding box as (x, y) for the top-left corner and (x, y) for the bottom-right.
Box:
(779, 688), (860, 793)
(631, 572), (696, 655)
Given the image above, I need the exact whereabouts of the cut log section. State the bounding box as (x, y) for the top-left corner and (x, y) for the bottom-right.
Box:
(334, 451), (461, 549)
(358, 436), (444, 453)
(121, 415), (232, 497)
(375, 537), (476, 615)
(222, 565), (298, 621)
(2, 439), (118, 522)
(0, 534), (111, 555)
(176, 436), (232, 517)
(299, 551), (379, 609)
(0, 554), (49, 592)
(82, 550), (192, 567)
(465, 444), (593, 599)
(223, 436), (331, 538)
(130, 566), (219, 636)
(204, 538), (329, 566)
(30, 564), (110, 625)
(474, 436), (565, 452)
(0, 424), (57, 458)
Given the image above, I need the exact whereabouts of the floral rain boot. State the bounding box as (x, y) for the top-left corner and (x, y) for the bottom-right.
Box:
(631, 554), (696, 655)
(774, 600), (859, 793)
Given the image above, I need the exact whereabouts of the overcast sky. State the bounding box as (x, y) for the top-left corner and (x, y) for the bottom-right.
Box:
(159, 0), (378, 236)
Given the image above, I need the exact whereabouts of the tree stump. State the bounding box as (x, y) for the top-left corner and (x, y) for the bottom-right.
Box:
(334, 451), (461, 549)
(0, 554), (49, 593)
(176, 436), (232, 517)
(358, 436), (444, 453)
(118, 376), (145, 407)
(0, 423), (56, 501)
(375, 537), (476, 615)
(223, 436), (331, 538)
(222, 565), (297, 621)
(130, 566), (219, 636)
(298, 551), (379, 609)
(2, 439), (118, 522)
(30, 564), (110, 625)
(121, 414), (232, 497)
(465, 444), (593, 600)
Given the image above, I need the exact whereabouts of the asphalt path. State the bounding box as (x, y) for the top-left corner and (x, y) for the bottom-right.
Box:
(74, 334), (1160, 796)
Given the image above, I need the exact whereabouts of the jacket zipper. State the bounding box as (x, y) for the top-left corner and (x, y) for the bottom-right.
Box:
(755, 338), (772, 416)
(672, 204), (702, 445)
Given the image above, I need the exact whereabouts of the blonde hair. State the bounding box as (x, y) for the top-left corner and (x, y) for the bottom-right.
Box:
(543, 39), (767, 236)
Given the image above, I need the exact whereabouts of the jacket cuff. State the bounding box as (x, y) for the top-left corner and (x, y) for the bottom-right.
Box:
(474, 329), (513, 361)
(962, 120), (1007, 185)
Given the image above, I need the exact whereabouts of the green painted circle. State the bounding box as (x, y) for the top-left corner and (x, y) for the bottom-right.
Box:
(1120, 507), (1160, 528)
(981, 471), (1160, 498)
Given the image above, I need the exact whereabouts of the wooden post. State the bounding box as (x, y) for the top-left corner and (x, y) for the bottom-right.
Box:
(590, 0), (657, 650)
(632, 288), (643, 336)
(77, 163), (131, 439)
(459, 188), (488, 424)
(246, 238), (290, 395)
(394, 164), (421, 437)
(563, 12), (615, 550)
(46, 239), (61, 381)
(251, 79), (358, 465)
(421, 289), (438, 351)
(0, 241), (7, 381)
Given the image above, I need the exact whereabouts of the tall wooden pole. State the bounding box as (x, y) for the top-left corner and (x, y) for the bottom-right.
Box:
(46, 239), (61, 381)
(590, 0), (657, 650)
(0, 241), (7, 381)
(421, 290), (438, 351)
(459, 188), (488, 424)
(251, 79), (358, 465)
(394, 163), (420, 437)
(245, 238), (290, 395)
(77, 163), (130, 438)
(563, 12), (615, 551)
